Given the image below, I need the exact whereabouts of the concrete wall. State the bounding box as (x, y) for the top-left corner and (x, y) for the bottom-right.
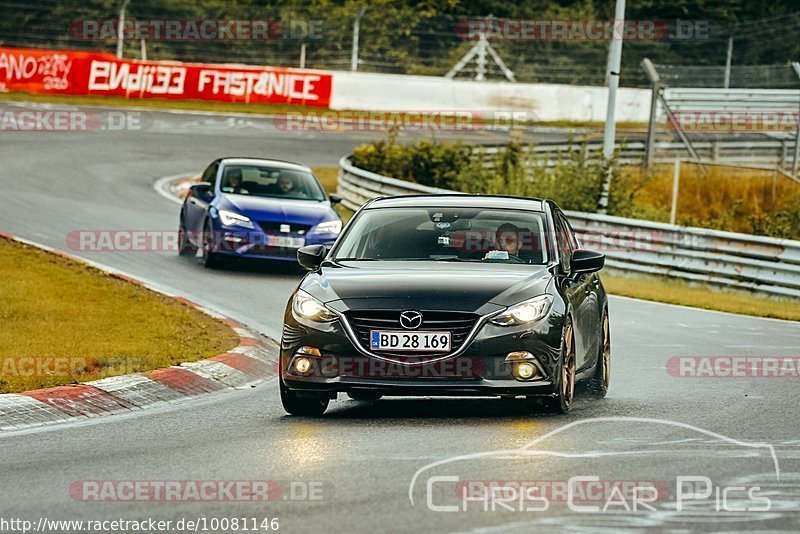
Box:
(330, 70), (651, 122)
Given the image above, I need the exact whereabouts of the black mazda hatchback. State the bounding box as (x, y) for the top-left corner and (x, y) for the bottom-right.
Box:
(280, 195), (610, 415)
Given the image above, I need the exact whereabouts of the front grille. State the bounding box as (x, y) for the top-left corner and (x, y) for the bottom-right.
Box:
(258, 221), (312, 235)
(344, 310), (479, 357)
(247, 246), (297, 258)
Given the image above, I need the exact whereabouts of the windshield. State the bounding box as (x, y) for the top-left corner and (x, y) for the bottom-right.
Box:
(219, 165), (326, 201)
(333, 207), (549, 264)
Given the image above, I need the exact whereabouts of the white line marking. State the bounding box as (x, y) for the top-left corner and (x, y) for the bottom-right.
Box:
(153, 173), (196, 205)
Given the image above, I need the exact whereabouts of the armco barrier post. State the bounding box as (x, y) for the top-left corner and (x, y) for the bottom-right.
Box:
(670, 160), (681, 225)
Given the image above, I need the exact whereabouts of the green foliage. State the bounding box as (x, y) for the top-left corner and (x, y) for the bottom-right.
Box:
(352, 136), (613, 212)
(351, 131), (472, 189)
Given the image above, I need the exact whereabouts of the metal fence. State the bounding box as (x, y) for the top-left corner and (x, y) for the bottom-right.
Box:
(338, 155), (800, 298)
(3, 0), (800, 87)
(476, 139), (800, 177)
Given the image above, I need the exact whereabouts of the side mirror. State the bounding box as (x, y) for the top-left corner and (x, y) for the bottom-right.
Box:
(297, 244), (327, 271)
(329, 194), (343, 205)
(189, 183), (212, 200)
(571, 249), (605, 273)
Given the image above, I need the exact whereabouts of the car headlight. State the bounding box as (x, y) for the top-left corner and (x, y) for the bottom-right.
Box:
(316, 220), (342, 235)
(218, 209), (255, 229)
(490, 295), (554, 326)
(292, 290), (337, 322)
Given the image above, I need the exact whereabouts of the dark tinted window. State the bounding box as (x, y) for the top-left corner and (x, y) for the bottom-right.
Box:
(334, 207), (549, 264)
(201, 162), (218, 184)
(554, 212), (574, 270)
(219, 165), (326, 201)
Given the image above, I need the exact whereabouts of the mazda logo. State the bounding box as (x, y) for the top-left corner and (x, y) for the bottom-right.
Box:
(399, 310), (423, 330)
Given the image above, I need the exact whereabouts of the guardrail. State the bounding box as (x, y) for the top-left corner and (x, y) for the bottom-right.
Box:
(475, 139), (800, 170)
(338, 155), (800, 298)
(663, 88), (800, 114)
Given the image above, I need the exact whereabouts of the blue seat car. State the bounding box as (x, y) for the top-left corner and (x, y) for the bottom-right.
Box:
(178, 157), (343, 267)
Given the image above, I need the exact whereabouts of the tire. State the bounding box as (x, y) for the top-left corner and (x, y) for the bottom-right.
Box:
(199, 220), (221, 268)
(178, 216), (197, 256)
(280, 381), (329, 416)
(587, 311), (611, 398)
(347, 391), (382, 402)
(544, 318), (576, 414)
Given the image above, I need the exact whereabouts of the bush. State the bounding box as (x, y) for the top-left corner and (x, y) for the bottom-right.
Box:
(351, 131), (472, 190)
(352, 135), (612, 212)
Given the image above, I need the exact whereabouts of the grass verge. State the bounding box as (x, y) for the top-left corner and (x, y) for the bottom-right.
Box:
(0, 237), (239, 393)
(603, 272), (800, 321)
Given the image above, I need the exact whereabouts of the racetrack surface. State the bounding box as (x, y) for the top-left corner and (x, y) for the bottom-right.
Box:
(1, 101), (798, 533)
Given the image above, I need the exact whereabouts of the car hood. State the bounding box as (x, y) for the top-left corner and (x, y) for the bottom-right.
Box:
(300, 261), (553, 314)
(217, 194), (336, 225)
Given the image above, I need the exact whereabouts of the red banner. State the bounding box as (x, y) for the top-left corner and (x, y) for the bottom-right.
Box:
(0, 47), (332, 107)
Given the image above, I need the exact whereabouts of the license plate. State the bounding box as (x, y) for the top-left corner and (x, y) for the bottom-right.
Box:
(370, 330), (451, 352)
(267, 235), (305, 248)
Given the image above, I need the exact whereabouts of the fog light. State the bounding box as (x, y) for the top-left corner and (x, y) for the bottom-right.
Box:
(516, 362), (536, 379)
(294, 357), (311, 373)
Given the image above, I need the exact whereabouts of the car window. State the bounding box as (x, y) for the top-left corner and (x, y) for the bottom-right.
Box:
(561, 213), (580, 250)
(218, 165), (326, 201)
(333, 207), (549, 264)
(201, 162), (218, 185)
(554, 212), (574, 271)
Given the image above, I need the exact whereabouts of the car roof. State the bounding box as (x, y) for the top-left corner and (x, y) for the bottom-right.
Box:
(219, 157), (311, 171)
(364, 194), (545, 212)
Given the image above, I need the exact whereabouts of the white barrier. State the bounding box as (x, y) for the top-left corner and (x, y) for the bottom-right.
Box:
(329, 71), (651, 122)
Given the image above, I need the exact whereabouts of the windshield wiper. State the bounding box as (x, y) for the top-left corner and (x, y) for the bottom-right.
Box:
(386, 257), (475, 262)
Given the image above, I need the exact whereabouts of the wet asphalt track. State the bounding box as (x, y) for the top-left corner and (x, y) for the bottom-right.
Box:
(0, 101), (799, 533)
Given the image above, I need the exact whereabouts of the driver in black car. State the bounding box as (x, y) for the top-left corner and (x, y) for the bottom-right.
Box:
(493, 222), (523, 261)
